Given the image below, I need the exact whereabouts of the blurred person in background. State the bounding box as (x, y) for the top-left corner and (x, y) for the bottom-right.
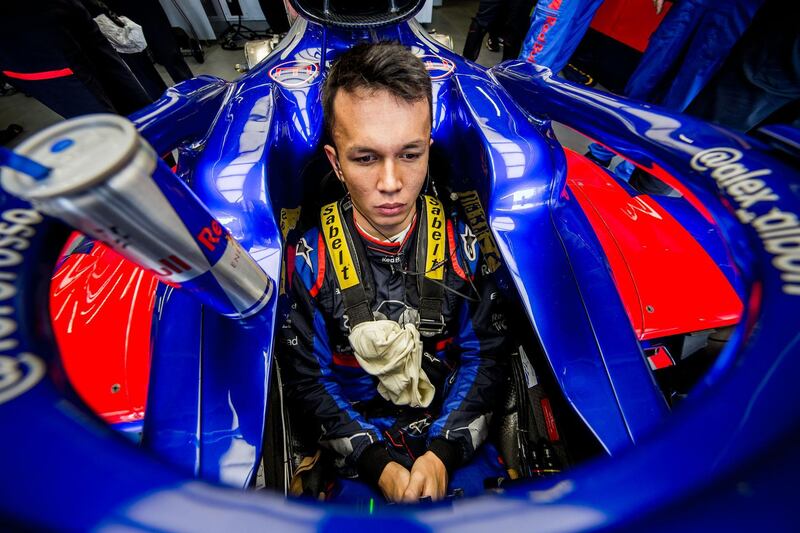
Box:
(81, 0), (169, 101)
(103, 0), (194, 85)
(0, 0), (152, 118)
(520, 0), (606, 84)
(624, 0), (764, 115)
(686, 0), (799, 132)
(585, 0), (770, 191)
(463, 0), (538, 62)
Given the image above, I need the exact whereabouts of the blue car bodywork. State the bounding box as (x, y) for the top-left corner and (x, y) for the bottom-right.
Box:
(1, 4), (799, 531)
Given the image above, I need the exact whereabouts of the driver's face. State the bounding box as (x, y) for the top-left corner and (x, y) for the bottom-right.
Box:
(324, 87), (431, 239)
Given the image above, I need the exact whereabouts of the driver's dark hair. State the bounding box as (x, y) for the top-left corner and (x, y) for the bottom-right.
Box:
(322, 41), (432, 142)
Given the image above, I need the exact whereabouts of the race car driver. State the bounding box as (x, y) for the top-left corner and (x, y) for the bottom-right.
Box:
(278, 42), (508, 504)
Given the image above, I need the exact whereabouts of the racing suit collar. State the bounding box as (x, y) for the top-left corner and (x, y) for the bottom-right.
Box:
(353, 199), (420, 258)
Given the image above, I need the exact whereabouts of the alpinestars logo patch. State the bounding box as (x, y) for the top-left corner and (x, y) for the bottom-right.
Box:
(296, 237), (314, 269)
(460, 224), (478, 262)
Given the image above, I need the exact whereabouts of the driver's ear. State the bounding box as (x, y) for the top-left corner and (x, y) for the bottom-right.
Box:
(323, 144), (342, 180)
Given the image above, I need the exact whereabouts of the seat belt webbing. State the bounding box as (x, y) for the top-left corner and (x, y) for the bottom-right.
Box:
(321, 200), (372, 329)
(320, 196), (447, 334)
(418, 195), (446, 335)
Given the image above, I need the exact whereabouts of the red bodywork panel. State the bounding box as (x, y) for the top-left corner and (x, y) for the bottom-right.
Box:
(590, 0), (671, 52)
(564, 149), (743, 340)
(50, 234), (159, 425)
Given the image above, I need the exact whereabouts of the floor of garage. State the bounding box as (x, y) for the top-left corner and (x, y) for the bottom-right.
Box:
(0, 0), (589, 152)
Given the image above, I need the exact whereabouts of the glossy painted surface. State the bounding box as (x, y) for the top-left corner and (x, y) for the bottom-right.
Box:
(443, 66), (670, 449)
(1, 11), (799, 533)
(132, 75), (231, 157)
(50, 233), (158, 426)
(564, 149), (743, 340)
(143, 285), (203, 476)
(490, 60), (798, 382)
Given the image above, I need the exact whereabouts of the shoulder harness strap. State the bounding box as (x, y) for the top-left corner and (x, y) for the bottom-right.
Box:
(320, 199), (373, 330)
(320, 195), (447, 335)
(416, 195), (446, 336)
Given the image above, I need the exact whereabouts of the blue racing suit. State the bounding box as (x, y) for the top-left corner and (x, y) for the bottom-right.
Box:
(624, 0), (764, 113)
(589, 0), (763, 175)
(520, 0), (605, 74)
(278, 196), (508, 497)
(520, 0), (762, 111)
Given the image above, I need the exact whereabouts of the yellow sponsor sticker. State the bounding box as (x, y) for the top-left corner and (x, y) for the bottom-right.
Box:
(320, 202), (359, 290)
(279, 207), (301, 240)
(424, 195), (445, 281)
(457, 190), (502, 272)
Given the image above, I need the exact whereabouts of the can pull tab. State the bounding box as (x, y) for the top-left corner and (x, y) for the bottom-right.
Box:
(0, 146), (51, 181)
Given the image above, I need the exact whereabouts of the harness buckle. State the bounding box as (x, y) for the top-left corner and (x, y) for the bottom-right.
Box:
(418, 315), (446, 336)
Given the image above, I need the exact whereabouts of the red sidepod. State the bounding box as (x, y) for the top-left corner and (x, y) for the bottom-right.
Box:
(564, 149), (743, 340)
(50, 233), (159, 425)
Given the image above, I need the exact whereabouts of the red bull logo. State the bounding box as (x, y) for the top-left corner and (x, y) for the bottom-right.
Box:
(197, 220), (224, 252)
(527, 0), (563, 63)
(528, 16), (558, 62)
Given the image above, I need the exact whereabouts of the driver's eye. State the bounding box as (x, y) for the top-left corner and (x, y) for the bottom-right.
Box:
(401, 153), (421, 161)
(355, 155), (376, 164)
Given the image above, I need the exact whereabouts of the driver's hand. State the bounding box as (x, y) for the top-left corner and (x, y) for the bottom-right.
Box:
(652, 0), (665, 14)
(377, 461), (411, 503)
(402, 451), (448, 502)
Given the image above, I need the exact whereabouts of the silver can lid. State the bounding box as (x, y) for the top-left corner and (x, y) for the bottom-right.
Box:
(0, 114), (144, 199)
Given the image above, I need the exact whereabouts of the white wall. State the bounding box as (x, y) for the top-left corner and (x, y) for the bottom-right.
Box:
(416, 0), (434, 23)
(158, 0), (217, 40)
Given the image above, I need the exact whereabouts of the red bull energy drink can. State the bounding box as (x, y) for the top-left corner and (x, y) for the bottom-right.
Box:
(0, 114), (272, 319)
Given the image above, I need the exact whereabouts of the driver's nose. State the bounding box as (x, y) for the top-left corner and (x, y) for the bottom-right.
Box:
(377, 160), (402, 194)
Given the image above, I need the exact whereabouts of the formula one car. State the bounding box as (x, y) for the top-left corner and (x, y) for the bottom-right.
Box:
(1, 1), (799, 530)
